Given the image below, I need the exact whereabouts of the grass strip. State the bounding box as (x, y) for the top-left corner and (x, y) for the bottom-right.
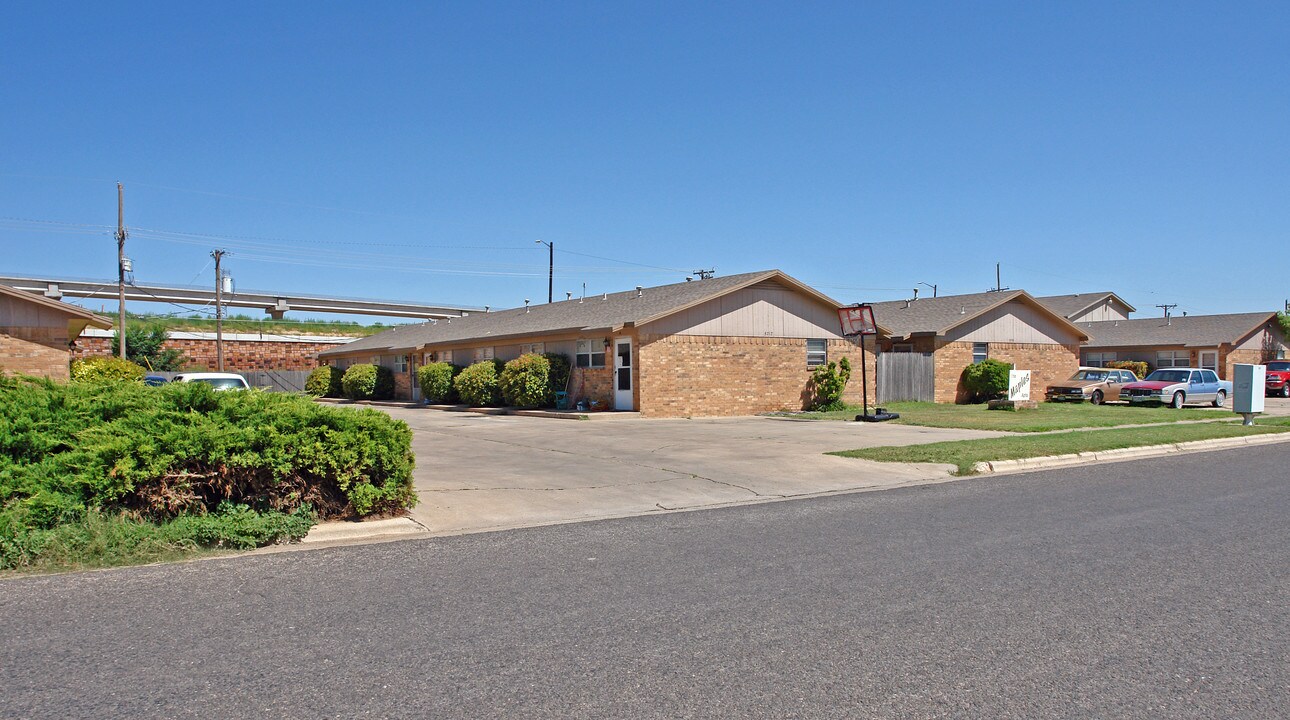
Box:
(784, 401), (1233, 432)
(829, 420), (1290, 476)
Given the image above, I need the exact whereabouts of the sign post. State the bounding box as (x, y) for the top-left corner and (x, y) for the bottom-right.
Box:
(837, 304), (896, 422)
(1007, 370), (1031, 402)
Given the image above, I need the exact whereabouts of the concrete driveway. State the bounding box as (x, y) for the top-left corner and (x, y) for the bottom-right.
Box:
(377, 408), (1003, 535)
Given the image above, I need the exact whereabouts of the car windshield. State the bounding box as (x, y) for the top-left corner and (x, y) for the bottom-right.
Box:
(1072, 370), (1108, 381)
(1268, 362), (1290, 372)
(1145, 370), (1191, 383)
(195, 378), (247, 390)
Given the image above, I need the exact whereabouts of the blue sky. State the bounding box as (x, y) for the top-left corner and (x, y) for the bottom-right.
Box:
(2, 2), (1287, 323)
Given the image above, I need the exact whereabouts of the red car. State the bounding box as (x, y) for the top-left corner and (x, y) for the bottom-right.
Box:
(1267, 361), (1290, 397)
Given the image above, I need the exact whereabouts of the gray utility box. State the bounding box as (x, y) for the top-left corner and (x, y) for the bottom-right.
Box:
(1233, 364), (1266, 414)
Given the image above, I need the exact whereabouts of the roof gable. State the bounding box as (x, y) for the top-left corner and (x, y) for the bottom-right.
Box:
(1034, 291), (1137, 319)
(870, 290), (1088, 342)
(0, 283), (113, 330)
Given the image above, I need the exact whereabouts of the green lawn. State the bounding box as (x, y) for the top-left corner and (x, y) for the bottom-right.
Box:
(780, 401), (1231, 432)
(830, 418), (1290, 475)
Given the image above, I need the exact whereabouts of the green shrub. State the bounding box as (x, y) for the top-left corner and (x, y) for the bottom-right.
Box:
(808, 356), (852, 411)
(341, 363), (394, 400)
(0, 377), (416, 570)
(417, 362), (459, 403)
(305, 365), (345, 397)
(543, 352), (572, 401)
(1105, 360), (1149, 380)
(961, 358), (1013, 402)
(70, 356), (146, 384)
(500, 353), (552, 408)
(112, 325), (186, 371)
(454, 360), (504, 406)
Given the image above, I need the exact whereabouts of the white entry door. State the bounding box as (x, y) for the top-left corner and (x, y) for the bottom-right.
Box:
(613, 337), (634, 411)
(1199, 350), (1218, 373)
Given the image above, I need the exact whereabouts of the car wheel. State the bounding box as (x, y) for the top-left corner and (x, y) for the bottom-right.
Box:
(1212, 390), (1226, 408)
(1282, 384), (1290, 399)
(1090, 390), (1104, 405)
(1171, 391), (1185, 409)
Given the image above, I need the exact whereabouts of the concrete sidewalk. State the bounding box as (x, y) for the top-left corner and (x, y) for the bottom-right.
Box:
(376, 407), (1002, 535)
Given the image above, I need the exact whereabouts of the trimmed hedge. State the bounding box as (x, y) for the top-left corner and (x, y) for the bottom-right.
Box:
(342, 363), (395, 400)
(0, 376), (416, 570)
(454, 360), (504, 407)
(500, 353), (552, 408)
(961, 359), (1013, 402)
(1105, 360), (1149, 380)
(305, 366), (345, 397)
(417, 362), (459, 403)
(70, 356), (146, 384)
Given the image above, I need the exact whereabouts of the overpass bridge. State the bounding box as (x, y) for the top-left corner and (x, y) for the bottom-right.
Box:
(0, 274), (481, 320)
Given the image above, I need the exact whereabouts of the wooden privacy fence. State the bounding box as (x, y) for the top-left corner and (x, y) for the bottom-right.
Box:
(149, 370), (312, 393)
(877, 351), (934, 403)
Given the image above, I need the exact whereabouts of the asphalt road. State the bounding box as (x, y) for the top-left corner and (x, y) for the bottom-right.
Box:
(2, 446), (1287, 719)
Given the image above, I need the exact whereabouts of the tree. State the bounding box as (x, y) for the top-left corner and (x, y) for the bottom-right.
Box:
(112, 325), (186, 371)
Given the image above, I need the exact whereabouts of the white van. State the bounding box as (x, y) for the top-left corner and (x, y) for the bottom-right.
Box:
(171, 372), (251, 391)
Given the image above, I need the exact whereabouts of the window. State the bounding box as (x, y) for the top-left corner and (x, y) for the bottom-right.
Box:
(806, 339), (827, 367)
(1118, 370), (1136, 383)
(891, 343), (913, 353)
(370, 356), (380, 365)
(439, 350), (453, 364)
(520, 342), (545, 355)
(575, 339), (606, 368)
(1203, 370), (1219, 383)
(1085, 352), (1116, 367)
(1156, 350), (1189, 368)
(972, 343), (988, 364)
(473, 347), (494, 362)
(395, 355), (408, 373)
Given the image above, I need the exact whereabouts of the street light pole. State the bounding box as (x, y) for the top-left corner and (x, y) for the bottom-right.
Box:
(535, 240), (553, 303)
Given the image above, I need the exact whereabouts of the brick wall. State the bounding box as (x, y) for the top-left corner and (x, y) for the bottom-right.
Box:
(936, 341), (1079, 404)
(1, 329), (72, 380)
(74, 335), (343, 371)
(1222, 348), (1263, 382)
(570, 366), (614, 409)
(636, 334), (875, 418)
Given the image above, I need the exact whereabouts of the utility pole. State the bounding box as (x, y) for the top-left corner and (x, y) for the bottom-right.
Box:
(918, 282), (938, 298)
(535, 240), (553, 302)
(1155, 303), (1178, 325)
(988, 263), (1009, 293)
(212, 250), (227, 371)
(694, 268), (715, 280)
(116, 183), (127, 359)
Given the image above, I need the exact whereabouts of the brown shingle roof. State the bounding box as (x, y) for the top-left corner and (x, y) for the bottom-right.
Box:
(1082, 312), (1278, 348)
(868, 290), (1088, 342)
(320, 270), (846, 356)
(1034, 291), (1136, 319)
(0, 283), (113, 329)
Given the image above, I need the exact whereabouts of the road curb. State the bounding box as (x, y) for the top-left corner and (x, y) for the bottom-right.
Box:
(971, 431), (1290, 475)
(299, 517), (429, 545)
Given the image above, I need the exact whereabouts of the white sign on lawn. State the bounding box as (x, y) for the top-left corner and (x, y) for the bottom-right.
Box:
(1008, 370), (1031, 401)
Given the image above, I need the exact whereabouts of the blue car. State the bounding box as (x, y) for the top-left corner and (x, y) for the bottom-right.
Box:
(144, 375), (169, 387)
(1121, 368), (1233, 409)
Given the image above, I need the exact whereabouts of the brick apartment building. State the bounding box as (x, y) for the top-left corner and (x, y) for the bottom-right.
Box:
(871, 290), (1089, 404)
(1, 283), (112, 381)
(320, 270), (878, 417)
